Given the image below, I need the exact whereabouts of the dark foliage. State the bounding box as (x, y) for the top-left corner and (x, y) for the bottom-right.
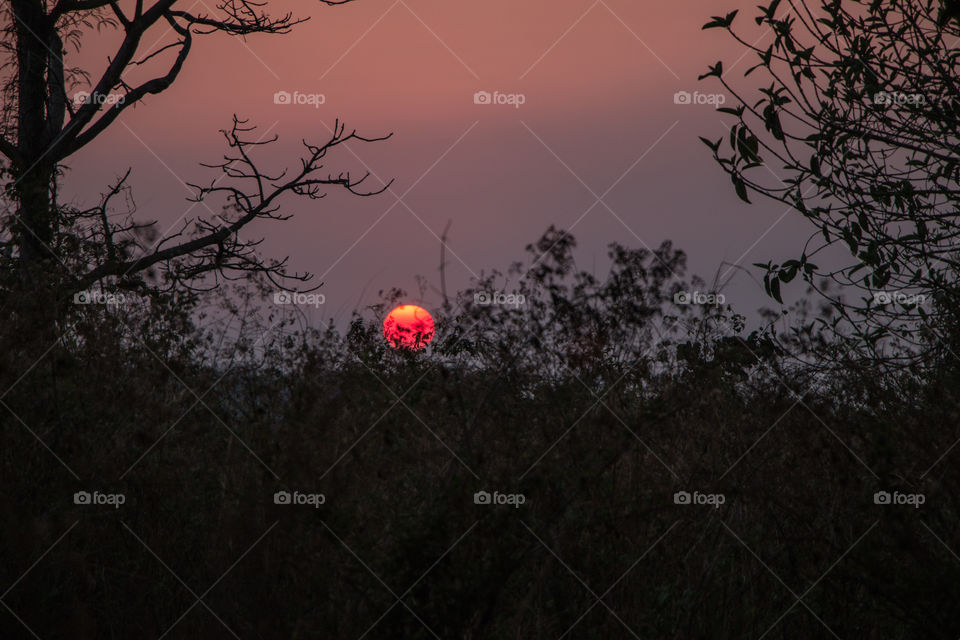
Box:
(1, 230), (958, 639)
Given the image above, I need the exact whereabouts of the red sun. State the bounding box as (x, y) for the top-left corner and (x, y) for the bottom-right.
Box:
(383, 305), (435, 350)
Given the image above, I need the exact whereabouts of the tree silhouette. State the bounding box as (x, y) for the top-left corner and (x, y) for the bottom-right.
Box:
(0, 0), (388, 298)
(701, 0), (960, 366)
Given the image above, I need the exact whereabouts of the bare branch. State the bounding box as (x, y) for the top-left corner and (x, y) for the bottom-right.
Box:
(75, 117), (392, 292)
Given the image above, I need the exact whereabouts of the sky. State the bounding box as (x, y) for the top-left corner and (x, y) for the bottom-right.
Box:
(60, 0), (821, 328)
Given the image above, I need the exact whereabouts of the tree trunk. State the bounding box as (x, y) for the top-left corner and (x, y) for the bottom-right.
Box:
(12, 0), (57, 269)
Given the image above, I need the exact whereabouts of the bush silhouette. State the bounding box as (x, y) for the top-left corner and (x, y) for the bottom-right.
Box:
(1, 228), (959, 639)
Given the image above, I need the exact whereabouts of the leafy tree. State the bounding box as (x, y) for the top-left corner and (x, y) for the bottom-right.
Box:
(701, 0), (960, 367)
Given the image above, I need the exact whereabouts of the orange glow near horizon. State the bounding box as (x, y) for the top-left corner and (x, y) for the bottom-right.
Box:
(384, 305), (435, 350)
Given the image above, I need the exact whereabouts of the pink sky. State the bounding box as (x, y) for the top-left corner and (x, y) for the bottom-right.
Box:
(61, 0), (816, 325)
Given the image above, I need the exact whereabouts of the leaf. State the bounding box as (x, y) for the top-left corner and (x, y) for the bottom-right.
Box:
(770, 277), (783, 303)
(698, 61), (724, 80)
(702, 10), (739, 29)
(762, 104), (784, 140)
(732, 175), (751, 203)
(755, 0), (782, 24)
(699, 136), (722, 153)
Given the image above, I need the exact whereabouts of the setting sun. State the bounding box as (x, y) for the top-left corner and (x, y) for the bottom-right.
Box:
(383, 305), (435, 350)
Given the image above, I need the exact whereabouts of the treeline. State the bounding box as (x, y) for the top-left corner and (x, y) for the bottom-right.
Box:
(1, 229), (958, 639)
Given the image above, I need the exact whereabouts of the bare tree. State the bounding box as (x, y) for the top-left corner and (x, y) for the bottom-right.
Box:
(0, 0), (389, 296)
(701, 0), (960, 367)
